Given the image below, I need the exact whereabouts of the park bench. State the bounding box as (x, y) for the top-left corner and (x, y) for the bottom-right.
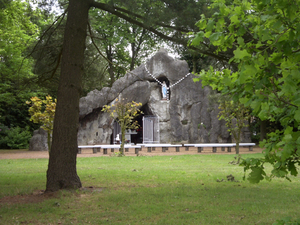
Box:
(235, 143), (256, 151)
(77, 145), (99, 154)
(138, 143), (182, 152)
(195, 143), (236, 153)
(184, 143), (256, 153)
(78, 144), (141, 154)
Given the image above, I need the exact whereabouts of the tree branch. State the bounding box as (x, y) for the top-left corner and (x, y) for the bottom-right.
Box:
(90, 1), (231, 63)
(87, 21), (113, 65)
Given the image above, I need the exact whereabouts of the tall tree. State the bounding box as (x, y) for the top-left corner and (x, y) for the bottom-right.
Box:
(46, 0), (90, 191)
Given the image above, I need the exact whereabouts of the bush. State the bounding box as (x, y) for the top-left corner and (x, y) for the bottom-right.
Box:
(0, 123), (9, 148)
(1, 126), (31, 149)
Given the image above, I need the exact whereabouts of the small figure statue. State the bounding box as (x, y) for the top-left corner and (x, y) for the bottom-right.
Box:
(162, 81), (168, 100)
(115, 134), (120, 144)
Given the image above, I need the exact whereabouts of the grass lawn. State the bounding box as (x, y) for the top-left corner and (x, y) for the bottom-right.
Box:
(0, 153), (299, 224)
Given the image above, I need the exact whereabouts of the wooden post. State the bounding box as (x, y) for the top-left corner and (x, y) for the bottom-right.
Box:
(197, 147), (203, 153)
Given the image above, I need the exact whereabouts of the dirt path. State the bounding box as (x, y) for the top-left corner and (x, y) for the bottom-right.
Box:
(0, 146), (263, 159)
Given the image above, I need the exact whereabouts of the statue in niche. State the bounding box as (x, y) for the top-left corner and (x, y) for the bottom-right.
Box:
(161, 81), (168, 100)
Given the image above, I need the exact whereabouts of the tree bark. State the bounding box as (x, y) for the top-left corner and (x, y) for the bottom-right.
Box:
(260, 119), (267, 142)
(120, 122), (126, 155)
(106, 45), (115, 86)
(46, 0), (91, 192)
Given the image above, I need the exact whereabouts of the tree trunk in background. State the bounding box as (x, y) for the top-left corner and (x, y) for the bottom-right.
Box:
(260, 119), (267, 142)
(106, 45), (115, 87)
(46, 0), (91, 192)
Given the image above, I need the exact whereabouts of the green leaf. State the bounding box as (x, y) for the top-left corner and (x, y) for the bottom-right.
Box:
(230, 14), (239, 24)
(247, 167), (265, 183)
(240, 64), (257, 81)
(237, 37), (245, 46)
(290, 69), (300, 80)
(288, 162), (298, 176)
(209, 32), (222, 44)
(191, 31), (205, 46)
(206, 19), (215, 31)
(239, 97), (249, 104)
(234, 48), (250, 59)
(294, 109), (300, 122)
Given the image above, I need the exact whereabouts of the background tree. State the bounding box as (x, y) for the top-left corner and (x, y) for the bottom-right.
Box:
(102, 99), (142, 156)
(0, 0), (46, 148)
(26, 95), (56, 151)
(191, 0), (300, 183)
(218, 98), (251, 157)
(88, 7), (161, 87)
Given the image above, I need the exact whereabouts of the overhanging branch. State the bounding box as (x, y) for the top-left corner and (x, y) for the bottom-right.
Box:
(90, 1), (231, 62)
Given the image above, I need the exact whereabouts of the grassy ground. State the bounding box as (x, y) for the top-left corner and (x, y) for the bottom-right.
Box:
(0, 153), (299, 224)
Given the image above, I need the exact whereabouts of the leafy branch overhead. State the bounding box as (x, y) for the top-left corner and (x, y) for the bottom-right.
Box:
(191, 0), (300, 183)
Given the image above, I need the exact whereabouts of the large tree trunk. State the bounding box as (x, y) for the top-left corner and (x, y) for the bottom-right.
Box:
(46, 0), (91, 192)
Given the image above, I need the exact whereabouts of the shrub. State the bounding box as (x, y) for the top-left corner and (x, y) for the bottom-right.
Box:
(0, 123), (9, 148)
(2, 126), (31, 149)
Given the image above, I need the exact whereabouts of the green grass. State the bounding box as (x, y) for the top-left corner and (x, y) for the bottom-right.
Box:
(0, 154), (299, 224)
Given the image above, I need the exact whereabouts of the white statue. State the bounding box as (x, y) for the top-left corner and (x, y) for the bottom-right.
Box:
(162, 81), (168, 100)
(115, 134), (120, 143)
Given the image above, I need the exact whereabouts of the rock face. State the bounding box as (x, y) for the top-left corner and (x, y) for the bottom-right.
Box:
(78, 49), (251, 145)
(29, 128), (48, 151)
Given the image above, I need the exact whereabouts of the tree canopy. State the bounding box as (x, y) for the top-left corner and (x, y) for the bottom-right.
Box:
(0, 0), (44, 130)
(191, 0), (300, 182)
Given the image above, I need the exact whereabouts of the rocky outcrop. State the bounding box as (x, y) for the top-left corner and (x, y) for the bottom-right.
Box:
(78, 49), (251, 145)
(29, 128), (48, 151)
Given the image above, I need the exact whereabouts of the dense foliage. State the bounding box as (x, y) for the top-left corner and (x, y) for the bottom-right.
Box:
(191, 0), (300, 182)
(0, 0), (45, 148)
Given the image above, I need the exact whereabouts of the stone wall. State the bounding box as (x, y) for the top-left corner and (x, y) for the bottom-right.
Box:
(29, 128), (48, 151)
